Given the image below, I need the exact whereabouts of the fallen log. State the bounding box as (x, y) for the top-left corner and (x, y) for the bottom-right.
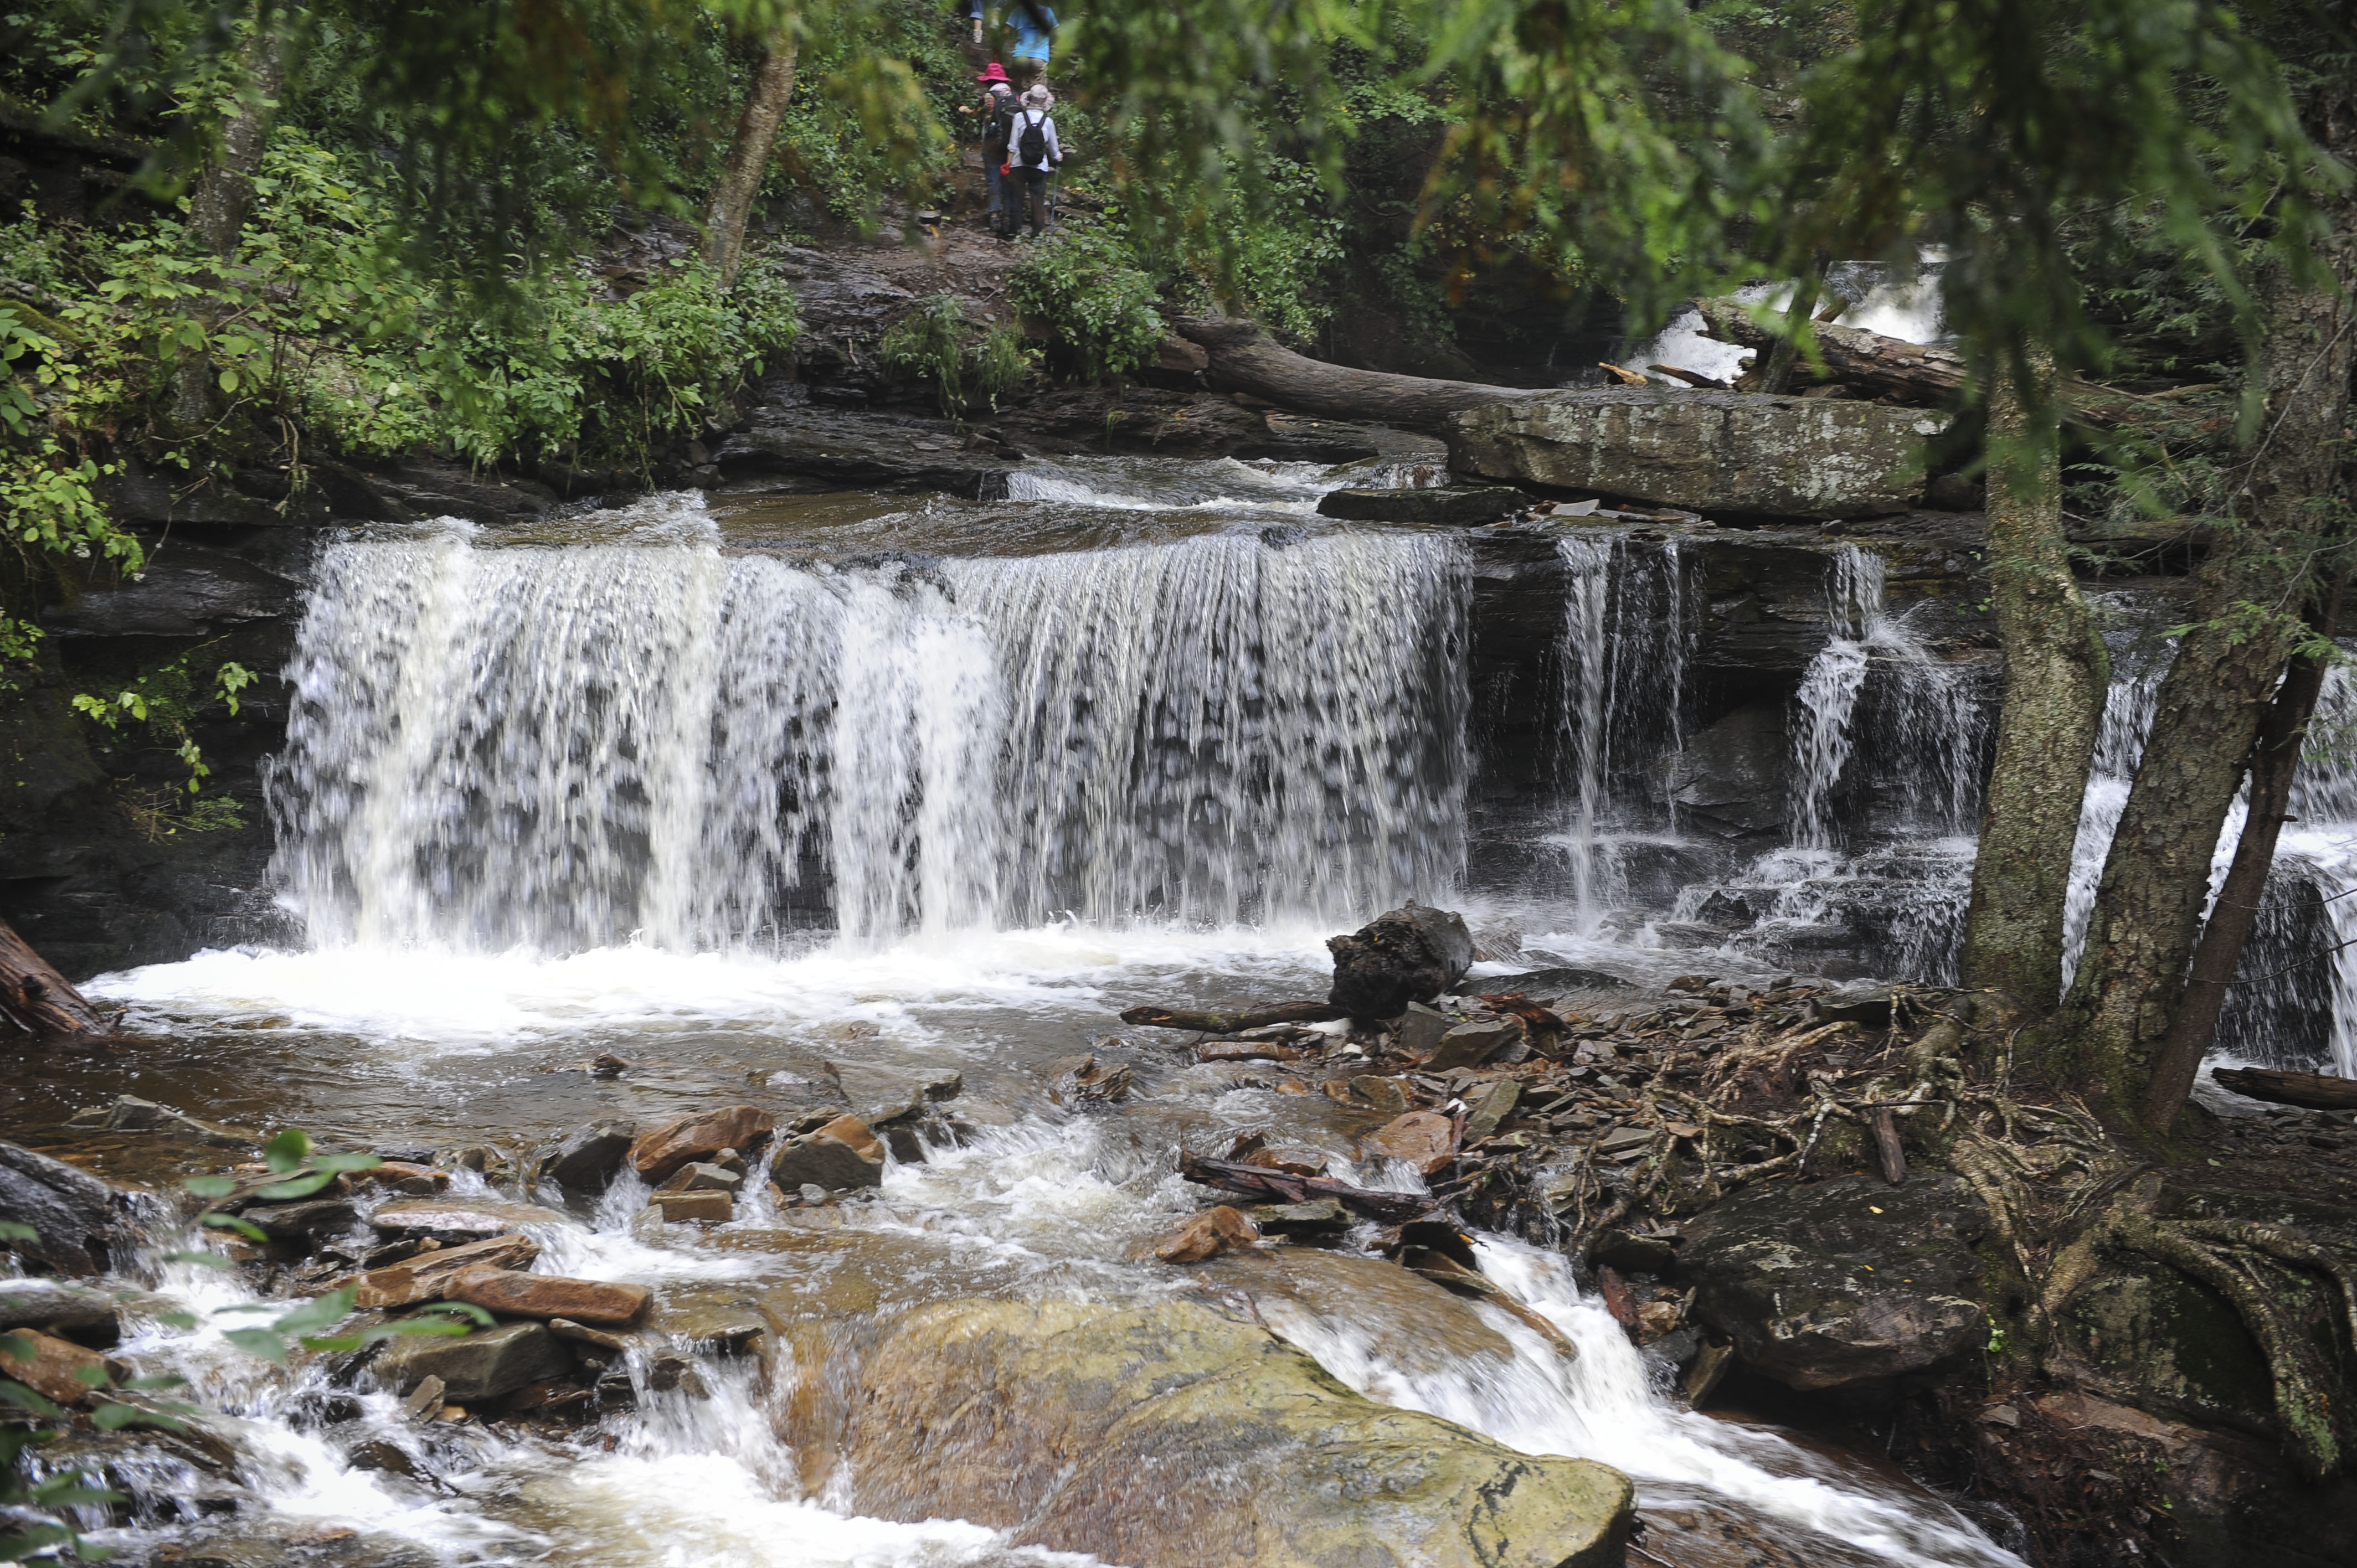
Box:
(1171, 317), (1535, 433)
(1120, 1000), (1346, 1033)
(0, 917), (111, 1038)
(1693, 298), (1965, 405)
(2211, 1067), (2357, 1112)
(1177, 1151), (1434, 1224)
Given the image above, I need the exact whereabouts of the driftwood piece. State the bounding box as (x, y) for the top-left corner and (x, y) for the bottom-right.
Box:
(0, 918), (110, 1038)
(1870, 1107), (1908, 1185)
(1171, 317), (1535, 433)
(2211, 1067), (2357, 1112)
(1693, 298), (1966, 405)
(1120, 1001), (1346, 1033)
(1177, 1151), (1434, 1223)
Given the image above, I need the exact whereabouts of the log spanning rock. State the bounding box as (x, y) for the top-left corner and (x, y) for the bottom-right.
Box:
(1119, 1000), (1346, 1033)
(1445, 388), (1946, 518)
(2210, 1067), (2357, 1112)
(1172, 316), (1535, 433)
(1692, 297), (1967, 405)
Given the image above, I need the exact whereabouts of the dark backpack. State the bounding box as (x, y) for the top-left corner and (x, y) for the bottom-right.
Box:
(1017, 110), (1048, 167)
(986, 96), (1016, 154)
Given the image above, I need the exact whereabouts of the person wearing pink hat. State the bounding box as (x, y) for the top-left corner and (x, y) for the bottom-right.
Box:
(973, 62), (1017, 235)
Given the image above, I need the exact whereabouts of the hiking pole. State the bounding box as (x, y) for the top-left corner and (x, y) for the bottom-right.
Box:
(1048, 169), (1059, 233)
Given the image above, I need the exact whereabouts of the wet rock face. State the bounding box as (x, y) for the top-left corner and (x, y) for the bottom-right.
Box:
(1327, 904), (1476, 1019)
(713, 405), (1020, 498)
(1444, 389), (1945, 518)
(0, 1139), (145, 1276)
(371, 1319), (572, 1404)
(1678, 1173), (1990, 1390)
(784, 1297), (1633, 1568)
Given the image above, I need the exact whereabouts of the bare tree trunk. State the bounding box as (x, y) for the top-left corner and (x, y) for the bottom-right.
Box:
(171, 15), (285, 431)
(1958, 345), (2110, 1014)
(703, 37), (799, 287)
(2066, 169), (2357, 1108)
(0, 918), (111, 1038)
(2139, 620), (2335, 1130)
(1172, 316), (1533, 430)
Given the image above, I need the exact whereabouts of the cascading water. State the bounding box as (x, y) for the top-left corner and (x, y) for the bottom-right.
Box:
(1785, 546), (1883, 850)
(269, 497), (1467, 952)
(1550, 533), (1690, 927)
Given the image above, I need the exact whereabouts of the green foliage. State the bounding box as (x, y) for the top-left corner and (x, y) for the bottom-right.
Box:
(69, 644), (254, 824)
(1009, 223), (1166, 380)
(879, 294), (1033, 417)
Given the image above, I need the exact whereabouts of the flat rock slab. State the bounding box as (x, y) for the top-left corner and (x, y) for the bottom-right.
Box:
(442, 1267), (649, 1327)
(1444, 389), (1946, 518)
(782, 1296), (1631, 1568)
(0, 1139), (143, 1276)
(1679, 1173), (1989, 1389)
(370, 1196), (576, 1241)
(1316, 486), (1527, 524)
(349, 1233), (542, 1309)
(630, 1106), (776, 1185)
(715, 407), (1020, 499)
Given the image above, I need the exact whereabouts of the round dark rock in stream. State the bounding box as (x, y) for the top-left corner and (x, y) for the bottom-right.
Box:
(1327, 903), (1477, 1018)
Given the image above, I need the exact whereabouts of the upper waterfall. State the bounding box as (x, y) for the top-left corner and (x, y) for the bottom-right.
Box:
(267, 497), (1470, 954)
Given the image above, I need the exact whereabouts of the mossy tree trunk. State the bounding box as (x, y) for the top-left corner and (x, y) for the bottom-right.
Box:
(703, 35), (799, 288)
(1958, 345), (2110, 1015)
(170, 13), (285, 431)
(2066, 107), (2357, 1111)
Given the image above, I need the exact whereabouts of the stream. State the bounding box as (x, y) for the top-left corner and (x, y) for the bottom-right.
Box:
(8, 451), (2251, 1566)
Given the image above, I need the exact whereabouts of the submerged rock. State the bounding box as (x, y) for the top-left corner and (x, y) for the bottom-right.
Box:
(1444, 388), (1944, 518)
(1327, 903), (1476, 1018)
(1679, 1173), (1989, 1389)
(781, 1296), (1632, 1568)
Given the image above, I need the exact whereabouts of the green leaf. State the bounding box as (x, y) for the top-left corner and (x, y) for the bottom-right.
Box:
(222, 1327), (290, 1363)
(264, 1128), (313, 1172)
(0, 1219), (35, 1242)
(0, 1379), (64, 1419)
(199, 1213), (267, 1242)
(181, 1174), (238, 1199)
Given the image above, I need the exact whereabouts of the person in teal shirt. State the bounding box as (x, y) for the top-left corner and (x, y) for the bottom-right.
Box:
(1008, 3), (1054, 91)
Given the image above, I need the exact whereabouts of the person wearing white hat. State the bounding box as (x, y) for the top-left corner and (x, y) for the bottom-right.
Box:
(1007, 83), (1062, 236)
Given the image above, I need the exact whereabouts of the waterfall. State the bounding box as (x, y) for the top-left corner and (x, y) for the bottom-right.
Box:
(1551, 533), (1689, 927)
(267, 502), (1470, 953)
(1785, 548), (1882, 849)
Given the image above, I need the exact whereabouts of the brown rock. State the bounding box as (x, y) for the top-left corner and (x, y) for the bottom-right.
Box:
(629, 1105), (777, 1184)
(812, 1114), (881, 1162)
(442, 1267), (650, 1327)
(1347, 1075), (1412, 1113)
(1244, 1146), (1330, 1178)
(649, 1190), (733, 1224)
(351, 1161), (450, 1195)
(1153, 1205), (1262, 1263)
(1197, 1040), (1306, 1062)
(349, 1233), (541, 1310)
(0, 1328), (109, 1405)
(655, 1162), (744, 1195)
(1365, 1111), (1458, 1176)
(548, 1317), (627, 1353)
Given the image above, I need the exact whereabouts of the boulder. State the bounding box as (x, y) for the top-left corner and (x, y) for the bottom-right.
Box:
(647, 1190), (734, 1224)
(825, 1061), (963, 1127)
(778, 1297), (1633, 1568)
(1365, 1111), (1458, 1176)
(371, 1320), (572, 1404)
(629, 1106), (776, 1185)
(0, 1138), (142, 1276)
(713, 406), (1020, 499)
(1443, 388), (1944, 518)
(1153, 1205), (1262, 1263)
(0, 1280), (132, 1347)
(0, 1327), (111, 1405)
(768, 1116), (885, 1193)
(1423, 1016), (1523, 1071)
(1327, 904), (1476, 1018)
(531, 1120), (637, 1195)
(1315, 486), (1529, 524)
(440, 1267), (649, 1328)
(1678, 1173), (1990, 1389)
(241, 1198), (359, 1241)
(348, 1233), (542, 1311)
(1248, 1200), (1350, 1237)
(655, 1162), (743, 1195)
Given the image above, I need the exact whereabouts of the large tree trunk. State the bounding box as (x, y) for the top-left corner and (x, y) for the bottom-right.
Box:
(0, 919), (111, 1038)
(1958, 346), (2111, 1014)
(171, 14), (284, 431)
(703, 37), (799, 288)
(1695, 297), (1965, 404)
(2139, 627), (2335, 1129)
(1172, 317), (1533, 431)
(2065, 168), (2357, 1109)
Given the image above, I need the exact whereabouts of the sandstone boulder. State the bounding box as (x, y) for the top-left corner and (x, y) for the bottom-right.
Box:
(629, 1106), (776, 1185)
(349, 1233), (542, 1310)
(1365, 1111), (1458, 1176)
(369, 1195), (573, 1242)
(780, 1297), (1632, 1568)
(1679, 1173), (1989, 1389)
(1329, 904), (1475, 1019)
(0, 1327), (111, 1405)
(768, 1116), (885, 1193)
(372, 1319), (572, 1404)
(1444, 388), (1944, 518)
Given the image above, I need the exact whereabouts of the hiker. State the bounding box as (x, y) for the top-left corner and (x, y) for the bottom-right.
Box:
(1007, 1), (1054, 91)
(974, 62), (1017, 235)
(1007, 82), (1061, 236)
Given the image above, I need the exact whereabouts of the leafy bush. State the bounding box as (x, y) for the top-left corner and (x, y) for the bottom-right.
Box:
(879, 293), (1033, 416)
(1008, 223), (1166, 379)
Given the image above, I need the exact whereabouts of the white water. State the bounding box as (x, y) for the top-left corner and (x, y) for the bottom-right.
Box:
(271, 496), (1466, 952)
(1625, 261), (1947, 388)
